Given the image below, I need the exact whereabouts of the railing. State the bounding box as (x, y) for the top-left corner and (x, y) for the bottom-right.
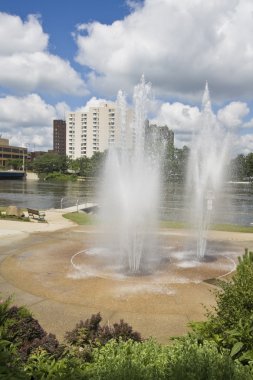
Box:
(59, 197), (95, 210)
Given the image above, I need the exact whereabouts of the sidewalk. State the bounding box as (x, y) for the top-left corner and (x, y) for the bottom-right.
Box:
(0, 209), (75, 243)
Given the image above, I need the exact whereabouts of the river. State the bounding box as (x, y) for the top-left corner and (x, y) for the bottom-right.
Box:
(0, 179), (253, 226)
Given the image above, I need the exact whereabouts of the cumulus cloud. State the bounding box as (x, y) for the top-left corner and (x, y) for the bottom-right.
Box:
(0, 94), (68, 150)
(74, 0), (253, 101)
(232, 134), (253, 155)
(0, 12), (86, 96)
(0, 13), (48, 55)
(75, 96), (111, 112)
(151, 102), (201, 133)
(217, 102), (249, 128)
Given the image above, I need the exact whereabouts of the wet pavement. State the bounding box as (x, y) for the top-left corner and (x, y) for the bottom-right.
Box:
(0, 215), (252, 343)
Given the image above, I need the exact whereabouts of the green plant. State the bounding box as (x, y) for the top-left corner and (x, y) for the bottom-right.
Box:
(65, 313), (142, 361)
(44, 172), (77, 181)
(165, 338), (252, 379)
(190, 249), (253, 364)
(86, 338), (168, 380)
(0, 339), (28, 379)
(0, 299), (62, 361)
(24, 348), (88, 379)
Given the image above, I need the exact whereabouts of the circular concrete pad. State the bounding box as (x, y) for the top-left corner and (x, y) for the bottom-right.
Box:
(0, 225), (247, 343)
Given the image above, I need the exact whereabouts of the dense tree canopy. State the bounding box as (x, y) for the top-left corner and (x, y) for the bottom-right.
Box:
(31, 153), (68, 174)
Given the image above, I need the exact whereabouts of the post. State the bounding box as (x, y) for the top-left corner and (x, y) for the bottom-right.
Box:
(60, 198), (64, 209)
(22, 149), (25, 171)
(76, 199), (79, 212)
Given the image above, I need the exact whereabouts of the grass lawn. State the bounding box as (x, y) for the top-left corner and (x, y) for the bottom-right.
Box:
(63, 211), (96, 225)
(63, 212), (253, 233)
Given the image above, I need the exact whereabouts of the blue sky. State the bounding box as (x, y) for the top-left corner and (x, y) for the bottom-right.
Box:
(0, 0), (253, 154)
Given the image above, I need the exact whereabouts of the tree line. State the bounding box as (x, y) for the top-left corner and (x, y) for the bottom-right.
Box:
(5, 149), (253, 182)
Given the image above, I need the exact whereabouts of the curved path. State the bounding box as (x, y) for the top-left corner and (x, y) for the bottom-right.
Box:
(0, 213), (252, 343)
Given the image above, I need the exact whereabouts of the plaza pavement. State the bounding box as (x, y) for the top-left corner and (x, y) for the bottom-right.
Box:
(0, 210), (253, 343)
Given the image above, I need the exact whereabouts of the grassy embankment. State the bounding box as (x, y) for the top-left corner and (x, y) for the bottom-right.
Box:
(63, 211), (253, 233)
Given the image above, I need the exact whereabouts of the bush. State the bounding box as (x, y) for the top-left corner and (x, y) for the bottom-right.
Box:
(86, 339), (168, 380)
(24, 349), (88, 380)
(0, 300), (62, 361)
(166, 338), (252, 380)
(190, 249), (253, 364)
(65, 313), (142, 360)
(84, 338), (252, 380)
(0, 340), (28, 379)
(44, 172), (77, 181)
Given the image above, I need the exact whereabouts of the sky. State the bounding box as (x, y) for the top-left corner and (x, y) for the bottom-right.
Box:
(0, 0), (253, 155)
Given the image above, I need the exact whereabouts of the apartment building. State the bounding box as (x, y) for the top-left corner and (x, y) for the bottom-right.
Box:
(66, 102), (125, 159)
(53, 120), (66, 155)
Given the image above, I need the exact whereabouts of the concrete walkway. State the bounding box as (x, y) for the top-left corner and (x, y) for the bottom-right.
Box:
(0, 209), (75, 245)
(0, 212), (253, 343)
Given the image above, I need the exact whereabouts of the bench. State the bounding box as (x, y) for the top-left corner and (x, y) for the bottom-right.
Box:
(27, 208), (46, 221)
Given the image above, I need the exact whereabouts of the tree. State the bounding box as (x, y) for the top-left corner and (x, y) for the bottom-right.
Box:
(32, 153), (68, 174)
(164, 145), (190, 180)
(229, 154), (246, 180)
(245, 153), (253, 179)
(6, 159), (24, 170)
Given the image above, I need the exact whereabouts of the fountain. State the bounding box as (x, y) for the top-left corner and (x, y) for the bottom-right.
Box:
(1, 79), (239, 342)
(98, 76), (162, 273)
(186, 82), (228, 259)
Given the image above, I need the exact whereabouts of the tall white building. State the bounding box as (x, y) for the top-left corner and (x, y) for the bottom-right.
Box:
(66, 102), (134, 159)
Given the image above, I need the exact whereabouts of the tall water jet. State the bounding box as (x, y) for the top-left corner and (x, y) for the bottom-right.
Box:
(186, 83), (228, 259)
(99, 76), (161, 273)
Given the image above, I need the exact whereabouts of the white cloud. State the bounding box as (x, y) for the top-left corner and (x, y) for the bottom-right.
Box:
(151, 102), (201, 133)
(0, 12), (87, 96)
(233, 134), (253, 155)
(217, 102), (250, 128)
(75, 0), (253, 101)
(75, 96), (111, 112)
(0, 94), (68, 150)
(0, 13), (48, 55)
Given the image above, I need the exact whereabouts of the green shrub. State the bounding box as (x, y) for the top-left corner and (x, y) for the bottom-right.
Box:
(0, 339), (28, 379)
(24, 348), (88, 380)
(0, 299), (62, 361)
(166, 338), (252, 380)
(84, 338), (252, 380)
(44, 172), (77, 181)
(190, 249), (253, 364)
(86, 338), (168, 380)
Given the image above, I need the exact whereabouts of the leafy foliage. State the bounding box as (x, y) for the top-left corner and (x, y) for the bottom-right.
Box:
(0, 296), (252, 379)
(85, 338), (168, 380)
(165, 338), (251, 380)
(44, 172), (77, 181)
(0, 340), (28, 379)
(190, 249), (253, 364)
(69, 151), (107, 178)
(0, 300), (62, 361)
(84, 338), (251, 380)
(65, 313), (142, 360)
(24, 348), (88, 380)
(32, 153), (69, 174)
(229, 152), (253, 180)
